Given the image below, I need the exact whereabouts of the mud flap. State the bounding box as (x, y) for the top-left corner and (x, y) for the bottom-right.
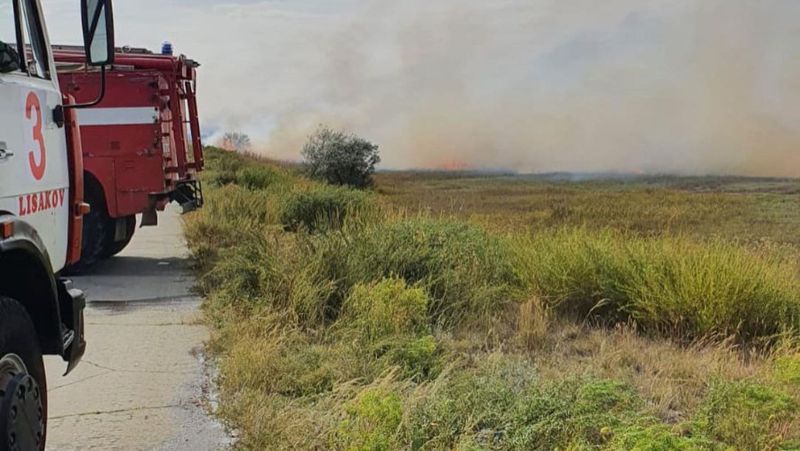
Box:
(56, 279), (86, 376)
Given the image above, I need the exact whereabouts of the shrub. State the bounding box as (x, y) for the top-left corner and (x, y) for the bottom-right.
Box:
(345, 278), (430, 340)
(513, 229), (800, 341)
(302, 126), (380, 188)
(336, 388), (403, 451)
(608, 424), (717, 450)
(203, 147), (244, 186)
(342, 218), (522, 326)
(280, 186), (372, 232)
(775, 353), (800, 385)
(508, 379), (643, 448)
(406, 355), (538, 449)
(343, 279), (441, 378)
(220, 131), (251, 152)
(384, 335), (440, 379)
(236, 166), (289, 190)
(695, 380), (797, 449)
(406, 356), (649, 449)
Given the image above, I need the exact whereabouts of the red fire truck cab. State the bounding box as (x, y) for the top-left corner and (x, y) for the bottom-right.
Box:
(52, 46), (204, 271)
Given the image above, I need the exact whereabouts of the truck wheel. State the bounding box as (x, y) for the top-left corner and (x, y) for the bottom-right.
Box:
(63, 188), (109, 274)
(101, 215), (136, 259)
(0, 297), (47, 451)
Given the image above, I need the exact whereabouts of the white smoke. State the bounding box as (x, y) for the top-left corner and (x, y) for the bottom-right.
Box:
(44, 0), (800, 176)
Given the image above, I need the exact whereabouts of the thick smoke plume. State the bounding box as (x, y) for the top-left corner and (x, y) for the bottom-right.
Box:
(49, 0), (799, 176)
(253, 0), (800, 175)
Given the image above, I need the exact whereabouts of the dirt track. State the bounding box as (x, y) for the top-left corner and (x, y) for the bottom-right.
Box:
(44, 207), (231, 450)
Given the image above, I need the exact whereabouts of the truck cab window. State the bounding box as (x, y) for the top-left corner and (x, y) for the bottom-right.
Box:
(19, 0), (49, 78)
(0, 2), (12, 42)
(0, 1), (20, 72)
(0, 1), (22, 74)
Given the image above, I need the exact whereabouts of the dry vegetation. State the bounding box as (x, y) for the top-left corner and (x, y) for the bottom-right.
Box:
(374, 172), (800, 248)
(186, 148), (800, 450)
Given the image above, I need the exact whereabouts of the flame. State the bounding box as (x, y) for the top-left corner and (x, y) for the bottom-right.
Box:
(433, 159), (472, 171)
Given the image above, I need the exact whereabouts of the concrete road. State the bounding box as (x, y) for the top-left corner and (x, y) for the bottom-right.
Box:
(44, 206), (231, 451)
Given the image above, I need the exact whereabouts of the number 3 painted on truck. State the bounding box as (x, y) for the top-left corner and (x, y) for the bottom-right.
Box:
(26, 92), (46, 181)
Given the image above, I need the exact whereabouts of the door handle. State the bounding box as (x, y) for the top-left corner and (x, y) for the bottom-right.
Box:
(0, 142), (14, 161)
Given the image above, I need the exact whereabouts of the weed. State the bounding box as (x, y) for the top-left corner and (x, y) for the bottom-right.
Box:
(280, 186), (373, 232)
(775, 353), (800, 385)
(342, 218), (522, 326)
(344, 278), (430, 339)
(513, 229), (800, 341)
(336, 387), (404, 451)
(695, 380), (797, 449)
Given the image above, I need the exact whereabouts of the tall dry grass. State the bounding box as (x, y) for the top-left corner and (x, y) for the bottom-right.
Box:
(185, 148), (800, 450)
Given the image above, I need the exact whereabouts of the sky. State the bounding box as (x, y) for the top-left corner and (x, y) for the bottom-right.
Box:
(43, 0), (800, 176)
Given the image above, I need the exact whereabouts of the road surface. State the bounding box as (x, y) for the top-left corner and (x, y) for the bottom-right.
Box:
(44, 206), (231, 450)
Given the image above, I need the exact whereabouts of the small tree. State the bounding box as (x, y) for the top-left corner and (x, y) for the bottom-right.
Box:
(221, 131), (252, 153)
(301, 126), (381, 189)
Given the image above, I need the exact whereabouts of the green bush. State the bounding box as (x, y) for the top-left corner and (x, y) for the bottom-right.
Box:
(280, 186), (372, 232)
(343, 279), (440, 379)
(345, 278), (430, 339)
(695, 380), (796, 449)
(302, 126), (381, 189)
(384, 335), (439, 379)
(336, 388), (403, 451)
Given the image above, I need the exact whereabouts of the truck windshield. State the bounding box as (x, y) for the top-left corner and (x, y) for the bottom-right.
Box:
(0, 0), (49, 78)
(0, 1), (14, 48)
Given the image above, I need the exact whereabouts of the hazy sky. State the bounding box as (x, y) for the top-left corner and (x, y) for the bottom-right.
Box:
(44, 1), (800, 175)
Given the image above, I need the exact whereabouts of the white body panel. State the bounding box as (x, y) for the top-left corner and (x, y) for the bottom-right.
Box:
(76, 106), (158, 126)
(0, 1), (69, 272)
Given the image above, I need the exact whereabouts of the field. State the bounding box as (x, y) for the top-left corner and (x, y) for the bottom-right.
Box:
(375, 171), (800, 246)
(185, 148), (800, 450)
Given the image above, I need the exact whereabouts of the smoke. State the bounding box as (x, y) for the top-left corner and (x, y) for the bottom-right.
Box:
(240, 0), (799, 176)
(265, 0), (800, 176)
(45, 0), (800, 176)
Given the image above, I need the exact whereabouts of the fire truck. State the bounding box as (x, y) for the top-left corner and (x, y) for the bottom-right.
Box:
(0, 0), (115, 448)
(51, 45), (204, 272)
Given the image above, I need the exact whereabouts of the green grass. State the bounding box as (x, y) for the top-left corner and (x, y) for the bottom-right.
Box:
(513, 229), (800, 341)
(280, 186), (373, 232)
(185, 148), (800, 450)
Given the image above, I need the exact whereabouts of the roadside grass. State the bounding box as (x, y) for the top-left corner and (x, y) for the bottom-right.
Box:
(513, 229), (800, 341)
(185, 148), (800, 450)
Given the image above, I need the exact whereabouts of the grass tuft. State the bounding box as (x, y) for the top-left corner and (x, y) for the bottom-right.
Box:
(280, 186), (373, 232)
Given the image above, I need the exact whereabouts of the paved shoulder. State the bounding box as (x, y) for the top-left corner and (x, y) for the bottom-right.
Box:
(45, 207), (231, 451)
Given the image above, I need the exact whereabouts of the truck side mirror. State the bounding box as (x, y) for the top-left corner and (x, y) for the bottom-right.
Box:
(81, 0), (115, 66)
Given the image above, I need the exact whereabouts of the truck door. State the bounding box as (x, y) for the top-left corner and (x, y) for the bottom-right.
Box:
(0, 0), (70, 272)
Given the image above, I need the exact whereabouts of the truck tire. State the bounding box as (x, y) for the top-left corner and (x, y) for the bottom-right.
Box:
(0, 297), (47, 451)
(63, 187), (109, 274)
(101, 215), (136, 259)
